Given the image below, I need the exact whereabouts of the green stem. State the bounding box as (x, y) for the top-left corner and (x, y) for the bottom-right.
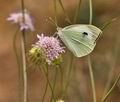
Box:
(88, 56), (96, 102)
(89, 0), (93, 25)
(101, 16), (120, 31)
(53, 0), (58, 27)
(73, 0), (81, 23)
(13, 28), (23, 102)
(88, 0), (96, 102)
(102, 73), (120, 102)
(21, 30), (27, 102)
(61, 53), (74, 99)
(50, 68), (58, 102)
(58, 0), (72, 24)
(41, 81), (48, 102)
(20, 0), (27, 102)
(42, 66), (56, 102)
(59, 65), (64, 97)
(13, 28), (21, 75)
(102, 35), (119, 98)
(102, 17), (120, 101)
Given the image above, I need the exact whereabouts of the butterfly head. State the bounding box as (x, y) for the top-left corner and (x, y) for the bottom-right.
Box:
(57, 27), (62, 31)
(56, 27), (63, 36)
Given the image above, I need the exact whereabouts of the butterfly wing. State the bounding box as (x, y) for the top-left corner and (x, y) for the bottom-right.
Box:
(62, 24), (102, 41)
(57, 24), (102, 57)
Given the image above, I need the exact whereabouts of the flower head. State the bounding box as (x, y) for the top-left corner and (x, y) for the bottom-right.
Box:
(7, 10), (35, 31)
(29, 34), (65, 65)
(56, 100), (64, 102)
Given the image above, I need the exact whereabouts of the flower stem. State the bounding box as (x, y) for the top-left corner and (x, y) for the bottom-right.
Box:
(61, 53), (74, 100)
(42, 66), (56, 102)
(20, 0), (27, 102)
(88, 0), (97, 102)
(101, 16), (120, 31)
(102, 18), (120, 98)
(21, 30), (27, 102)
(102, 72), (120, 102)
(13, 28), (21, 74)
(58, 0), (72, 24)
(41, 81), (48, 102)
(88, 56), (96, 102)
(13, 28), (23, 102)
(53, 0), (58, 27)
(101, 17), (120, 101)
(89, 0), (93, 25)
(59, 65), (64, 97)
(50, 68), (58, 102)
(73, 0), (81, 23)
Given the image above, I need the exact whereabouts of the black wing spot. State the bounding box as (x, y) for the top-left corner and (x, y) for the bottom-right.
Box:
(82, 32), (88, 35)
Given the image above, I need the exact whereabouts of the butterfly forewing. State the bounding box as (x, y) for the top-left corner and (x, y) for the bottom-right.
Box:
(58, 30), (95, 57)
(87, 25), (102, 41)
(63, 24), (102, 41)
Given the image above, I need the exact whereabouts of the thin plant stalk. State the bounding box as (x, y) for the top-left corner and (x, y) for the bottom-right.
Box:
(101, 16), (120, 31)
(41, 65), (56, 102)
(41, 81), (49, 102)
(101, 18), (120, 101)
(21, 30), (27, 102)
(61, 53), (74, 99)
(102, 72), (120, 102)
(13, 28), (21, 74)
(102, 35), (119, 97)
(88, 0), (97, 102)
(54, 0), (58, 26)
(59, 65), (64, 97)
(89, 0), (93, 25)
(88, 56), (96, 102)
(13, 28), (23, 102)
(20, 0), (27, 102)
(58, 0), (72, 24)
(50, 68), (58, 102)
(101, 16), (120, 97)
(73, 0), (81, 23)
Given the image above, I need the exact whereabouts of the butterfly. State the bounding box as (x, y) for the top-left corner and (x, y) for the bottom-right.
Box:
(57, 24), (102, 57)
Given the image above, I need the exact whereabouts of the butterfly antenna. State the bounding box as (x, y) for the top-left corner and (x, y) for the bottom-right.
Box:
(48, 17), (59, 28)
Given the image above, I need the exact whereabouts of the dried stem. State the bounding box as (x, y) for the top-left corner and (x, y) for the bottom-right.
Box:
(102, 73), (120, 102)
(20, 0), (27, 102)
(88, 0), (97, 102)
(41, 66), (56, 102)
(58, 0), (72, 24)
(61, 53), (74, 100)
(73, 0), (81, 23)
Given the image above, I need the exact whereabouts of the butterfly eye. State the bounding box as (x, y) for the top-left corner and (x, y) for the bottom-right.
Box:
(82, 32), (88, 35)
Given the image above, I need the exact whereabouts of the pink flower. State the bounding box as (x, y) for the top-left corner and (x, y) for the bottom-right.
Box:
(7, 10), (35, 31)
(32, 34), (65, 65)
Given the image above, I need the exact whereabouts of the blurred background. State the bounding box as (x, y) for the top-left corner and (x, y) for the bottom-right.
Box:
(0, 0), (120, 102)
